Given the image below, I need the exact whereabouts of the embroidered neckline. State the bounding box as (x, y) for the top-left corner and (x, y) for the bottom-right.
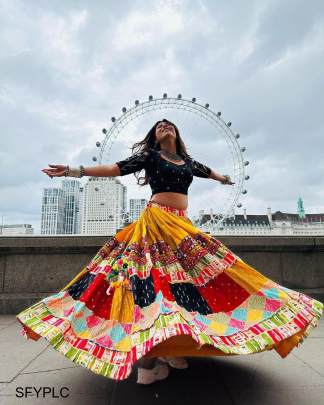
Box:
(157, 151), (187, 167)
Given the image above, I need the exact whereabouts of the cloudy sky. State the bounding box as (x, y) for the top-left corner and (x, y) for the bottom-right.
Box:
(1, 0), (324, 234)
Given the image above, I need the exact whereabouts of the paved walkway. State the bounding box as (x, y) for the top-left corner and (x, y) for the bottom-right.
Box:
(0, 315), (324, 404)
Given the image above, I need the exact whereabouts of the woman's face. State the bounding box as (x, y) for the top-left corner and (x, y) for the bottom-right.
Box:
(155, 121), (177, 143)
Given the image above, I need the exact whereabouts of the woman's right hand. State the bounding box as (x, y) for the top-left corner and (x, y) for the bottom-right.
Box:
(145, 252), (154, 272)
(41, 164), (66, 178)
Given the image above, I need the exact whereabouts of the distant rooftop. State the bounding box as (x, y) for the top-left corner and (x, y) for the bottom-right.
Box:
(0, 224), (33, 228)
(273, 211), (324, 222)
(199, 214), (271, 226)
(198, 210), (324, 226)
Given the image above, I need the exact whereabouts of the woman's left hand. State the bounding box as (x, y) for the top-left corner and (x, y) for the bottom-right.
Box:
(221, 175), (235, 185)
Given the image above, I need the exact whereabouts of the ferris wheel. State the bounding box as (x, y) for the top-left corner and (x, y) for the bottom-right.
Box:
(92, 94), (250, 231)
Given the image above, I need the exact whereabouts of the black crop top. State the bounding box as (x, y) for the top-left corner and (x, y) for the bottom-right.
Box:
(115, 148), (212, 196)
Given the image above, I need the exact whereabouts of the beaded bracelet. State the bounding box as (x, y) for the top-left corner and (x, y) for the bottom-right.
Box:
(64, 165), (85, 178)
(221, 174), (232, 185)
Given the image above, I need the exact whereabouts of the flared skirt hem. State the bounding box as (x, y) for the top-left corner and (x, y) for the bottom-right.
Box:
(16, 288), (323, 380)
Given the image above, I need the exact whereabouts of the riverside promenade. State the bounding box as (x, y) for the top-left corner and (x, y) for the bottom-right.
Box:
(0, 315), (323, 404)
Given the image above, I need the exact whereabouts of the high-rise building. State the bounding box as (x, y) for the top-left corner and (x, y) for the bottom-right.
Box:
(41, 188), (65, 234)
(41, 180), (81, 235)
(0, 224), (34, 235)
(80, 177), (127, 235)
(129, 198), (147, 221)
(62, 179), (80, 234)
(76, 186), (84, 234)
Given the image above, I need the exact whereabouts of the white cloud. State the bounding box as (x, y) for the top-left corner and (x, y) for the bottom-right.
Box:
(111, 0), (217, 52)
(38, 9), (88, 73)
(0, 0), (324, 233)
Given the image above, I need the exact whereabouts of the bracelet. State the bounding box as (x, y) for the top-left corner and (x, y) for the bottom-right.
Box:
(221, 174), (231, 185)
(64, 165), (85, 178)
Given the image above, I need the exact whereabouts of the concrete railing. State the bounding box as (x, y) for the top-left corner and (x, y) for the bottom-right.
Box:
(1, 235), (324, 314)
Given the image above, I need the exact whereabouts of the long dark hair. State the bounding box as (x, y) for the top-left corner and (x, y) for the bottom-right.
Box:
(129, 118), (192, 186)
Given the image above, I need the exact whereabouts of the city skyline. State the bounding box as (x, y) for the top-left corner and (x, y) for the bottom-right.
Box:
(1, 177), (322, 235)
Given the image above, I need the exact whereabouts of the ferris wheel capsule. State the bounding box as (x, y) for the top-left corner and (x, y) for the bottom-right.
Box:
(244, 161), (249, 166)
(96, 141), (101, 147)
(235, 133), (240, 139)
(227, 122), (232, 127)
(163, 93), (167, 98)
(122, 107), (127, 113)
(135, 100), (139, 105)
(177, 94), (182, 99)
(237, 203), (242, 208)
(111, 117), (116, 122)
(241, 146), (246, 152)
(242, 190), (247, 194)
(192, 97), (196, 102)
(92, 156), (97, 162)
(205, 103), (209, 108)
(149, 95), (153, 101)
(245, 175), (250, 180)
(102, 128), (107, 134)
(217, 112), (221, 116)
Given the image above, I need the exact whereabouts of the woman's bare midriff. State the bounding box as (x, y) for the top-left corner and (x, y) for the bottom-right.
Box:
(150, 192), (188, 210)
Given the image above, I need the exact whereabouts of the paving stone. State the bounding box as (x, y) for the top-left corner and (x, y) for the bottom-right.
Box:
(0, 393), (109, 405)
(229, 386), (324, 405)
(0, 315), (17, 326)
(0, 366), (114, 404)
(0, 321), (48, 382)
(308, 317), (324, 337)
(292, 338), (324, 377)
(22, 345), (78, 374)
(220, 348), (324, 390)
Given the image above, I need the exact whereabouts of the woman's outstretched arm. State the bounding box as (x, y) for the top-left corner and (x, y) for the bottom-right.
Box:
(42, 163), (121, 178)
(190, 158), (235, 185)
(209, 169), (229, 183)
(209, 169), (235, 185)
(80, 164), (121, 177)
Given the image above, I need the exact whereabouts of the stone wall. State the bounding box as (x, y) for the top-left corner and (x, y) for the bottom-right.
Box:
(1, 235), (323, 314)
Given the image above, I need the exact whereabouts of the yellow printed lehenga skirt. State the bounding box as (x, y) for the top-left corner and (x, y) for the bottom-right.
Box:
(16, 200), (323, 380)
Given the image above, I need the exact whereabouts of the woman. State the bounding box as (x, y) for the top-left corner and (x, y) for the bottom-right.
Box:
(17, 119), (323, 385)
